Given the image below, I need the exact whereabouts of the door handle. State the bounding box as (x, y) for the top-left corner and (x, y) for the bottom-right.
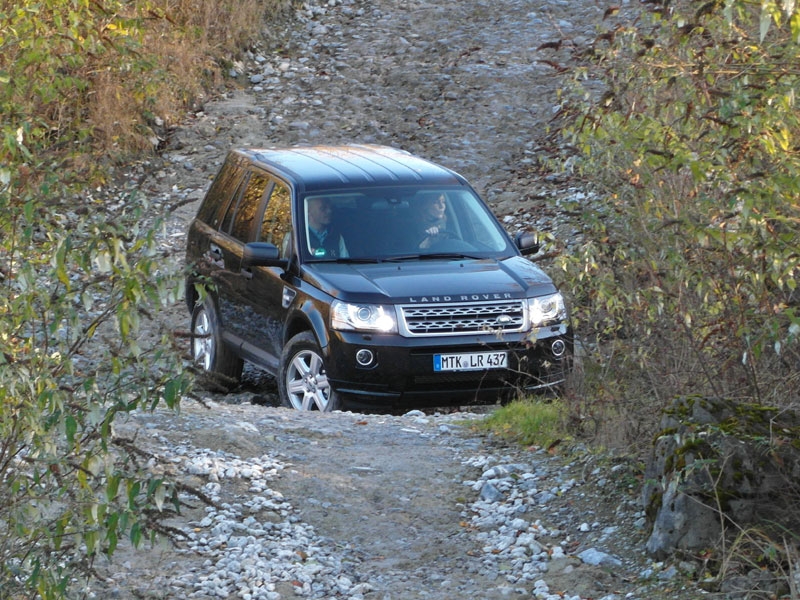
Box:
(206, 243), (225, 268)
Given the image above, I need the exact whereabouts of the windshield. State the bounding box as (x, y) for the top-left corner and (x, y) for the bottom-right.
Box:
(300, 187), (514, 261)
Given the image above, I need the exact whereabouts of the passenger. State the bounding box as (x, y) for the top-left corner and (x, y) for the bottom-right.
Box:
(306, 197), (348, 258)
(416, 193), (448, 249)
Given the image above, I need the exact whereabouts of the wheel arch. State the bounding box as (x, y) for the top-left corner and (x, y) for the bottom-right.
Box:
(284, 299), (331, 353)
(185, 277), (200, 313)
(186, 278), (220, 312)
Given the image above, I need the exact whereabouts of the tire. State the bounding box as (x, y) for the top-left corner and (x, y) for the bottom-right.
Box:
(190, 296), (243, 387)
(279, 331), (342, 412)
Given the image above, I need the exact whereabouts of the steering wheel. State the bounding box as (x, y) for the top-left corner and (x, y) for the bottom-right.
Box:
(418, 229), (457, 249)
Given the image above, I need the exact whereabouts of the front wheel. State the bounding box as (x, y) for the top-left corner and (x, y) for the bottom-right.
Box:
(279, 332), (341, 412)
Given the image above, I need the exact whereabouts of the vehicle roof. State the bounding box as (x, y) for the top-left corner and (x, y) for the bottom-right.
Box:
(238, 145), (468, 193)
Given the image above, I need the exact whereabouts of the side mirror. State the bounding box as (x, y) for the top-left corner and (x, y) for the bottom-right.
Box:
(514, 231), (541, 257)
(242, 242), (289, 269)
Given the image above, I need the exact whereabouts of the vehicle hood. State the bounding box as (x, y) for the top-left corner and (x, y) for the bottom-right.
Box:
(302, 256), (558, 304)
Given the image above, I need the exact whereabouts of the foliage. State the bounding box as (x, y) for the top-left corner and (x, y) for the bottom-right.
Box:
(0, 0), (283, 161)
(0, 151), (191, 598)
(556, 0), (800, 445)
(0, 0), (286, 597)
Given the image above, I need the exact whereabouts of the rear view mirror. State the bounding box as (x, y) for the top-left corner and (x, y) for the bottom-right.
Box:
(514, 231), (541, 256)
(242, 242), (288, 269)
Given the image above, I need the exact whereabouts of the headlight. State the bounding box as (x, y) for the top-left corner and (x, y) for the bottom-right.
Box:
(527, 292), (567, 326)
(331, 300), (397, 333)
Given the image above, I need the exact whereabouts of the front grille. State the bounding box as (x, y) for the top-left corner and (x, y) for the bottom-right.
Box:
(399, 300), (526, 336)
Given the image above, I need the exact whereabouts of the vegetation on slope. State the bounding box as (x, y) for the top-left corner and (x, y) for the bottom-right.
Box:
(519, 0), (800, 591)
(0, 0), (286, 596)
(540, 0), (800, 450)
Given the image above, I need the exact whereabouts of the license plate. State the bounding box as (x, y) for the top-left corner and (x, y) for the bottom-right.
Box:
(433, 351), (508, 372)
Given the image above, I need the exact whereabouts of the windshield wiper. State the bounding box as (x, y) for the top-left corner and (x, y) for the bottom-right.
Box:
(336, 257), (384, 263)
(384, 254), (423, 262)
(419, 252), (482, 260)
(385, 253), (481, 262)
(307, 257), (384, 264)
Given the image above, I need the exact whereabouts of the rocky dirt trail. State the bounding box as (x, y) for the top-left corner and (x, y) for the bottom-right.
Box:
(91, 0), (708, 598)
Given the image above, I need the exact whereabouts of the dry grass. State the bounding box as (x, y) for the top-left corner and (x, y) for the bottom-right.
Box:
(0, 0), (293, 162)
(170, 0), (290, 51)
(88, 0), (292, 155)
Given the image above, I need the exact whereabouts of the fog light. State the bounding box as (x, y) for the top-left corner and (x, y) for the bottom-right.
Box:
(551, 339), (566, 358)
(355, 349), (374, 366)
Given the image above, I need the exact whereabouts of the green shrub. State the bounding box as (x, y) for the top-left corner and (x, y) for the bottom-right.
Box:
(0, 0), (287, 596)
(0, 155), (192, 597)
(555, 0), (800, 447)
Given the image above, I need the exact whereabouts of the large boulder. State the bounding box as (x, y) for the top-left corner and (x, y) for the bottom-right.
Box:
(642, 396), (800, 560)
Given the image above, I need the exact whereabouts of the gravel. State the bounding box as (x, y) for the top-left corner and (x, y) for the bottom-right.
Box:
(92, 399), (704, 600)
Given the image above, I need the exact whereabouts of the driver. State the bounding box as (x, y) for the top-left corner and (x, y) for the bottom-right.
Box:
(306, 196), (349, 258)
(416, 193), (447, 249)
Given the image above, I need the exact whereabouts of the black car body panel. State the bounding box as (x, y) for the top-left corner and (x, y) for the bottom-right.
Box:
(302, 257), (556, 304)
(242, 145), (466, 192)
(185, 145), (572, 409)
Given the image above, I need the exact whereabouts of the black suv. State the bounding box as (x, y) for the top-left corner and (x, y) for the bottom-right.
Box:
(185, 145), (572, 411)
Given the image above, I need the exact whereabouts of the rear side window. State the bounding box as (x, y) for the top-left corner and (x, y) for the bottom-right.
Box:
(259, 181), (293, 258)
(196, 154), (247, 227)
(219, 177), (247, 234)
(229, 172), (271, 242)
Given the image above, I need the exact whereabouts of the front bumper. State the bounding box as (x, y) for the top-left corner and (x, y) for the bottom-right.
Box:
(326, 324), (572, 409)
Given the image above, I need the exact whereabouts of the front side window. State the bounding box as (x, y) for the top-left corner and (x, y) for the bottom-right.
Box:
(304, 195), (350, 259)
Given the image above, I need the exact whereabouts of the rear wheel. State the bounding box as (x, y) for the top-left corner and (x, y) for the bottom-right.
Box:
(279, 332), (342, 412)
(191, 296), (243, 388)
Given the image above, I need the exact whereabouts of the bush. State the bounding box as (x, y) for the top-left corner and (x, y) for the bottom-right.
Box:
(0, 0), (287, 160)
(0, 158), (191, 597)
(555, 0), (800, 449)
(0, 0), (288, 596)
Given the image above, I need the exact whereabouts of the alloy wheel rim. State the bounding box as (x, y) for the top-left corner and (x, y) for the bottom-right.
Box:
(192, 309), (213, 371)
(286, 349), (331, 411)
